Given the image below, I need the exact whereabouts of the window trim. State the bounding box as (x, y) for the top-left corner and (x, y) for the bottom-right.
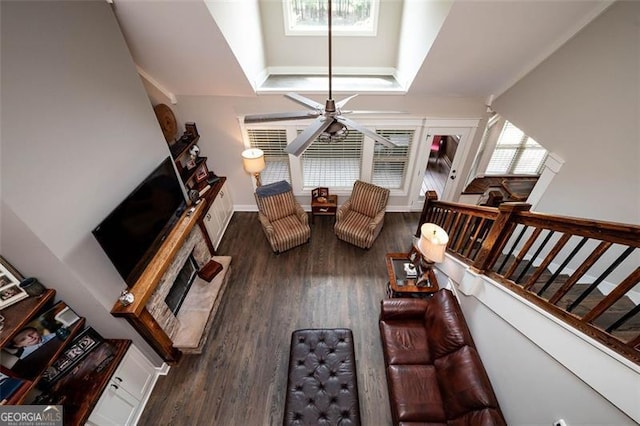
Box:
(283, 0), (380, 37)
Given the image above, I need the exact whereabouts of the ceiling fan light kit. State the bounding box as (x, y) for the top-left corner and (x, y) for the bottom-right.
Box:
(244, 0), (398, 157)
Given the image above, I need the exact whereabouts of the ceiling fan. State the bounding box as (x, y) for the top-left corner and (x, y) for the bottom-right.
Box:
(243, 0), (399, 157)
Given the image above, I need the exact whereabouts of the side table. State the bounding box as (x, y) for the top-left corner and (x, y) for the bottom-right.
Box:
(385, 252), (439, 298)
(311, 194), (337, 224)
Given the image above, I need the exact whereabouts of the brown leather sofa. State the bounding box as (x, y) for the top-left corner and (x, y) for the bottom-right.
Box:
(379, 289), (506, 425)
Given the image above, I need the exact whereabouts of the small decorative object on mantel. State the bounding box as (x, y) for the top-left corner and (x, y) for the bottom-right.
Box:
(118, 289), (134, 307)
(19, 277), (46, 297)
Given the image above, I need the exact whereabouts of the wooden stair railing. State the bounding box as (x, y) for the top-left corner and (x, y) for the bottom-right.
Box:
(417, 191), (640, 365)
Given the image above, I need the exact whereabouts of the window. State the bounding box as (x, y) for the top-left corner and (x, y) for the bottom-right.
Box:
(486, 121), (548, 175)
(372, 130), (413, 188)
(284, 0), (379, 36)
(301, 131), (364, 188)
(247, 129), (291, 185)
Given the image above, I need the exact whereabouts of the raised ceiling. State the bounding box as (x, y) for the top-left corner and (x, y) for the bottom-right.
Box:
(112, 0), (611, 99)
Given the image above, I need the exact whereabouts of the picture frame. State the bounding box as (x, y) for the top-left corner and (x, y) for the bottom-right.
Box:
(40, 327), (103, 386)
(195, 163), (209, 183)
(1, 301), (81, 380)
(312, 187), (329, 203)
(0, 260), (28, 310)
(185, 122), (199, 138)
(0, 366), (31, 404)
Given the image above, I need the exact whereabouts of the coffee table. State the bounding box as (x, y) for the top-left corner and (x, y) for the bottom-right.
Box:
(385, 252), (439, 298)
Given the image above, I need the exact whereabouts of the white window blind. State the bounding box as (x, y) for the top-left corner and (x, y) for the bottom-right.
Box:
(486, 121), (548, 175)
(301, 130), (363, 188)
(247, 129), (291, 185)
(372, 129), (413, 189)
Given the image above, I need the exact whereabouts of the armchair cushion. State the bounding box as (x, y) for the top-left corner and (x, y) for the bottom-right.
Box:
(255, 181), (310, 253)
(334, 180), (390, 249)
(350, 180), (390, 218)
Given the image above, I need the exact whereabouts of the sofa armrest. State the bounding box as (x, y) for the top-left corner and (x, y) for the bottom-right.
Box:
(380, 298), (429, 320)
(295, 203), (308, 225)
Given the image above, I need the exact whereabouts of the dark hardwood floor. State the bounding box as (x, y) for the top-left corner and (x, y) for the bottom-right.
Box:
(139, 211), (420, 426)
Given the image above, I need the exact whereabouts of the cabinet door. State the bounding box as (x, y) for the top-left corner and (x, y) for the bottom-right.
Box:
(219, 182), (233, 225)
(113, 344), (156, 401)
(203, 203), (222, 247)
(87, 381), (138, 426)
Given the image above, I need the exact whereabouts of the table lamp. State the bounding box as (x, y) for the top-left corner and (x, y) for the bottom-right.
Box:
(416, 223), (449, 287)
(242, 148), (266, 186)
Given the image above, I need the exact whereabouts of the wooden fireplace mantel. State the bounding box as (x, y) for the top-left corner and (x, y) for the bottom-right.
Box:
(111, 199), (208, 363)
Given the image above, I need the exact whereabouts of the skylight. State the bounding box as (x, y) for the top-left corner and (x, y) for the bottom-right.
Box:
(284, 0), (379, 36)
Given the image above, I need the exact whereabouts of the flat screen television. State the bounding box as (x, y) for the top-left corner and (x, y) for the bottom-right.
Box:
(92, 156), (186, 287)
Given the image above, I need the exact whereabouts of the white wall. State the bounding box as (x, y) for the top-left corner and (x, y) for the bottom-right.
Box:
(439, 258), (639, 425)
(493, 1), (639, 225)
(1, 1), (172, 366)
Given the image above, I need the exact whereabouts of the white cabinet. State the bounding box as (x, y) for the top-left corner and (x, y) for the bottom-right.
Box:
(203, 182), (233, 250)
(87, 345), (158, 426)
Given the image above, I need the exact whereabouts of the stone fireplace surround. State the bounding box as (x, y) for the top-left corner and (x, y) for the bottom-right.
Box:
(111, 200), (231, 361)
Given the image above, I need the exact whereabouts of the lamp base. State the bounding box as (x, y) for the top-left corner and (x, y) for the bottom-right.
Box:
(416, 259), (438, 288)
(253, 172), (262, 187)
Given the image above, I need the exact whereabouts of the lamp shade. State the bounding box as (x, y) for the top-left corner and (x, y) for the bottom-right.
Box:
(418, 223), (449, 263)
(242, 148), (265, 173)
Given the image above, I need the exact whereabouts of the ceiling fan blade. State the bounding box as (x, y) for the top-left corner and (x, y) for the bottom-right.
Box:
(343, 110), (406, 115)
(336, 94), (358, 109)
(244, 111), (320, 124)
(285, 117), (333, 157)
(285, 92), (324, 111)
(337, 116), (397, 148)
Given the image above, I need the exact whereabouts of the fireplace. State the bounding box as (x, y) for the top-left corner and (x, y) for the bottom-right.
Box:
(164, 253), (198, 315)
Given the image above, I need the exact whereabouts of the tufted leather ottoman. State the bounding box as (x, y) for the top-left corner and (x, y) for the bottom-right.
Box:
(283, 329), (361, 425)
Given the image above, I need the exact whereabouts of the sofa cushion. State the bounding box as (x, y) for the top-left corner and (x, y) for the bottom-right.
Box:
(424, 290), (474, 359)
(448, 408), (507, 426)
(379, 320), (430, 365)
(387, 365), (446, 423)
(434, 346), (499, 420)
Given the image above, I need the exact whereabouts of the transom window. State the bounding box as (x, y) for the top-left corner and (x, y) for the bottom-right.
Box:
(486, 121), (548, 175)
(284, 0), (379, 36)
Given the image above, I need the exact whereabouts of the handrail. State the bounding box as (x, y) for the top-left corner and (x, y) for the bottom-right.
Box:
(417, 193), (640, 365)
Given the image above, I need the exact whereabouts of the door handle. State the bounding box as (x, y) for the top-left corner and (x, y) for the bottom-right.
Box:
(450, 175), (456, 180)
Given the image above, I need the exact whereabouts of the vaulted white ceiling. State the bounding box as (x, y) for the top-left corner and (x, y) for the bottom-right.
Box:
(112, 0), (611, 100)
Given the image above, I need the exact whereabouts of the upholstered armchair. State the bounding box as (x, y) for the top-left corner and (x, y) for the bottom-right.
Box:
(334, 180), (390, 249)
(255, 180), (310, 253)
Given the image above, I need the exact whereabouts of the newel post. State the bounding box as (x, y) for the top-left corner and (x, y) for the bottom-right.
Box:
(416, 190), (439, 237)
(472, 202), (531, 272)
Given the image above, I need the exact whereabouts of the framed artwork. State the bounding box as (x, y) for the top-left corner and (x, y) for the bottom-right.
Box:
(40, 327), (103, 386)
(185, 122), (199, 138)
(312, 187), (329, 203)
(195, 163), (209, 183)
(0, 260), (28, 310)
(1, 302), (80, 380)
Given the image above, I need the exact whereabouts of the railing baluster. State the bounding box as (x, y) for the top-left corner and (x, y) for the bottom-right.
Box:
(504, 228), (542, 280)
(416, 190), (439, 237)
(537, 237), (588, 296)
(453, 214), (472, 253)
(496, 225), (528, 274)
(582, 267), (640, 323)
(515, 230), (556, 284)
(606, 303), (640, 334)
(448, 212), (462, 244)
(567, 246), (636, 312)
(549, 241), (612, 305)
(522, 233), (572, 291)
(463, 217), (485, 259)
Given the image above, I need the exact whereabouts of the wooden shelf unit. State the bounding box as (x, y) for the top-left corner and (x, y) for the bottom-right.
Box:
(0, 289), (55, 347)
(169, 135), (199, 160)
